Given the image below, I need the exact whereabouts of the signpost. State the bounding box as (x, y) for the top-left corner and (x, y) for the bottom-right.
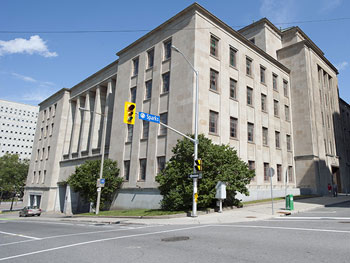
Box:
(269, 167), (275, 215)
(138, 112), (160, 123)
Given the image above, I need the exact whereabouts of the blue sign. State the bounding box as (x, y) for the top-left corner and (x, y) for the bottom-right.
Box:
(100, 179), (105, 184)
(138, 112), (160, 123)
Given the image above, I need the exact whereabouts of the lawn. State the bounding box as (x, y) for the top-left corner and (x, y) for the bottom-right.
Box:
(80, 209), (186, 217)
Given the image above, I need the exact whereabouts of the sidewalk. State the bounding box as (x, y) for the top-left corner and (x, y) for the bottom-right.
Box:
(1, 195), (349, 225)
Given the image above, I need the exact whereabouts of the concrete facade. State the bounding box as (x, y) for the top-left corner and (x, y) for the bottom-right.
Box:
(0, 99), (38, 160)
(23, 3), (349, 212)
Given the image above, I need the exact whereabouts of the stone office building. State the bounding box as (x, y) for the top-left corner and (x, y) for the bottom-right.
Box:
(24, 3), (349, 212)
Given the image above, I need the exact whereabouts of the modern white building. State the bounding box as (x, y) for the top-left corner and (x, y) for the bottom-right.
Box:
(23, 3), (349, 212)
(0, 99), (39, 161)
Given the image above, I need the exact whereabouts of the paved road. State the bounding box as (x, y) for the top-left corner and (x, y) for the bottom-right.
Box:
(0, 201), (349, 262)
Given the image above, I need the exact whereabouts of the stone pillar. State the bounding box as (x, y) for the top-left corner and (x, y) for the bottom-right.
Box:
(69, 98), (81, 156)
(89, 86), (101, 153)
(79, 92), (91, 153)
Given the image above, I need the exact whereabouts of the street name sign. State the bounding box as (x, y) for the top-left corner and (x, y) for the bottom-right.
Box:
(138, 112), (160, 123)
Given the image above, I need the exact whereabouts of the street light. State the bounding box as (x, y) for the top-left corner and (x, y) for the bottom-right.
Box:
(79, 107), (107, 215)
(171, 45), (199, 217)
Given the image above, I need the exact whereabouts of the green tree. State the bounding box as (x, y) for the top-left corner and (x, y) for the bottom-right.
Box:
(0, 154), (29, 200)
(67, 159), (123, 210)
(156, 134), (255, 211)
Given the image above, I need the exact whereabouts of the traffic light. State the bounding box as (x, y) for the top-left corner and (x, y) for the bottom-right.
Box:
(124, 101), (136, 125)
(194, 159), (202, 172)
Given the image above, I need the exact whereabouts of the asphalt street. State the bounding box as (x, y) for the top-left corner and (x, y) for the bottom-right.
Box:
(0, 201), (349, 263)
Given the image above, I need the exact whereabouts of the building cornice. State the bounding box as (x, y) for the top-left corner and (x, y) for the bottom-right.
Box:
(238, 17), (282, 36)
(39, 88), (70, 106)
(116, 3), (290, 74)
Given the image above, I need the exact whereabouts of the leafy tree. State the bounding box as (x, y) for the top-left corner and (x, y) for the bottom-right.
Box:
(156, 134), (255, 211)
(0, 154), (29, 200)
(67, 159), (123, 210)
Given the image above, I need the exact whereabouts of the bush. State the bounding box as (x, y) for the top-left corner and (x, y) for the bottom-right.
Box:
(67, 159), (123, 210)
(156, 134), (255, 211)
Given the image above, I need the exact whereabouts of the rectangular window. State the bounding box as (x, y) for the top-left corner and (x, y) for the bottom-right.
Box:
(139, 159), (147, 181)
(142, 120), (149, 139)
(230, 117), (238, 138)
(210, 69), (219, 91)
(162, 72), (170, 93)
(41, 148), (45, 160)
(248, 160), (255, 181)
(260, 66), (266, 83)
(159, 113), (168, 135)
(275, 131), (280, 148)
(283, 80), (288, 97)
(285, 105), (290, 121)
(124, 160), (130, 181)
(273, 74), (278, 91)
(147, 48), (154, 68)
(209, 111), (219, 134)
(229, 47), (237, 67)
(132, 57), (139, 76)
(50, 123), (54, 136)
(247, 122), (254, 142)
(130, 87), (137, 103)
(262, 127), (268, 146)
(145, 80), (152, 100)
(287, 134), (291, 151)
(164, 39), (172, 60)
(210, 35), (219, 57)
(157, 156), (166, 174)
(247, 87), (253, 105)
(46, 146), (50, 160)
(246, 57), (252, 76)
(127, 124), (133, 142)
(321, 111), (325, 126)
(42, 170), (46, 184)
(38, 171), (41, 184)
(230, 78), (237, 99)
(274, 100), (279, 117)
(261, 94), (267, 112)
(288, 166), (293, 182)
(277, 164), (282, 182)
(264, 163), (269, 181)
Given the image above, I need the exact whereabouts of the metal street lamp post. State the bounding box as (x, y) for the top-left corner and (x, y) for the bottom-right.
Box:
(79, 107), (107, 215)
(171, 45), (199, 217)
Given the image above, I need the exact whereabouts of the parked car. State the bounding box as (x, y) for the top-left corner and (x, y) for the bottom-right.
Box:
(19, 206), (41, 217)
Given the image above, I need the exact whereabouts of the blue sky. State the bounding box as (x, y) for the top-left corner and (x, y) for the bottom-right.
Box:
(1, 0), (349, 105)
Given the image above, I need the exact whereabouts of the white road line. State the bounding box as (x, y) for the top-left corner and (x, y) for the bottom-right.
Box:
(214, 224), (350, 234)
(275, 217), (350, 220)
(0, 225), (155, 247)
(303, 211), (337, 214)
(0, 231), (41, 240)
(0, 225), (209, 261)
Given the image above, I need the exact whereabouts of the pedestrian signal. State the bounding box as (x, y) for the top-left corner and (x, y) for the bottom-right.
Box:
(194, 159), (202, 172)
(124, 102), (136, 125)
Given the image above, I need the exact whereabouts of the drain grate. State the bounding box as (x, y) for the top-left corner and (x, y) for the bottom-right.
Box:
(161, 236), (190, 242)
(246, 216), (257, 218)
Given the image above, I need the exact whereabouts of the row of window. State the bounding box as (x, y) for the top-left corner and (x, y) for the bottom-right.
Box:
(1, 123), (35, 129)
(132, 39), (172, 76)
(210, 68), (289, 98)
(248, 162), (294, 183)
(1, 150), (31, 155)
(39, 123), (54, 139)
(123, 156), (166, 181)
(210, 111), (292, 150)
(35, 146), (51, 161)
(0, 130), (35, 136)
(1, 143), (32, 148)
(126, 113), (168, 142)
(32, 170), (46, 185)
(0, 137), (34, 142)
(0, 106), (37, 115)
(0, 116), (37, 123)
(41, 103), (57, 122)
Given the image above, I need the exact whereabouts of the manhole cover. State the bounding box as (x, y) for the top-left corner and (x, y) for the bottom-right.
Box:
(161, 236), (190, 242)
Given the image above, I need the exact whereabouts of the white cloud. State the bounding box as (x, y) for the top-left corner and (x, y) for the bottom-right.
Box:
(336, 61), (348, 71)
(259, 0), (295, 24)
(0, 35), (57, 57)
(12, 73), (37, 83)
(21, 88), (55, 102)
